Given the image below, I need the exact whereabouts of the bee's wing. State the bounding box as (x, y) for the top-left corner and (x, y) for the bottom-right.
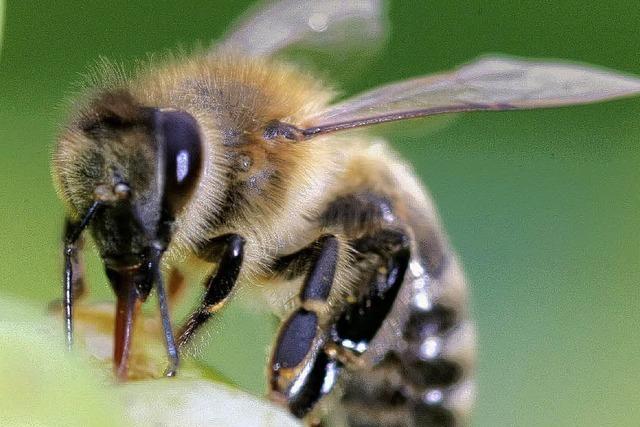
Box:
(216, 0), (386, 58)
(301, 56), (640, 138)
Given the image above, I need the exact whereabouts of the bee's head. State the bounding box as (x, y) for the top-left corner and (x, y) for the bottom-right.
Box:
(55, 88), (201, 295)
(54, 88), (203, 377)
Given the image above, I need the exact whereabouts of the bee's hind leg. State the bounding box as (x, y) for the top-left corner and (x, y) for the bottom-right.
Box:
(269, 234), (345, 418)
(268, 230), (411, 419)
(331, 229), (410, 355)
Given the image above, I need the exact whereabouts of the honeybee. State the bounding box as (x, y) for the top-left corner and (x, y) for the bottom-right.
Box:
(51, 0), (640, 426)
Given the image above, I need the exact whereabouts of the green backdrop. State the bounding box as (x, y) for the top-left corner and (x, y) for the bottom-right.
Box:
(1, 1), (639, 426)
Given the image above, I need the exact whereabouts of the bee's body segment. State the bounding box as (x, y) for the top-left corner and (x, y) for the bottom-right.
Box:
(52, 1), (640, 425)
(332, 151), (473, 427)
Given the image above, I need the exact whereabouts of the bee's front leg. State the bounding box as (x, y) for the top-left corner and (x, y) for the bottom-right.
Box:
(62, 219), (88, 303)
(56, 217), (90, 349)
(176, 234), (245, 350)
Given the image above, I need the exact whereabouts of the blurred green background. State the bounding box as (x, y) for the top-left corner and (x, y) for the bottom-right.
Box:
(1, 1), (639, 426)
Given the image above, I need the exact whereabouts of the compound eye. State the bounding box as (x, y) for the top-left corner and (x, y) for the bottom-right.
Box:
(155, 110), (203, 214)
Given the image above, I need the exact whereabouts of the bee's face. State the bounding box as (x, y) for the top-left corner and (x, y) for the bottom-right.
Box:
(54, 88), (203, 274)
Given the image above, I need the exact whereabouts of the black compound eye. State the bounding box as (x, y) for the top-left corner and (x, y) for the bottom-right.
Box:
(155, 110), (203, 214)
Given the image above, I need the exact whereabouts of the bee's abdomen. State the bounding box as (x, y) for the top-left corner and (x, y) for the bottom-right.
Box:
(338, 253), (475, 427)
(313, 144), (474, 425)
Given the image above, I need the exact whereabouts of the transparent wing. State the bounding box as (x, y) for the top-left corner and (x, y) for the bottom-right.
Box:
(301, 56), (640, 138)
(216, 0), (386, 58)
